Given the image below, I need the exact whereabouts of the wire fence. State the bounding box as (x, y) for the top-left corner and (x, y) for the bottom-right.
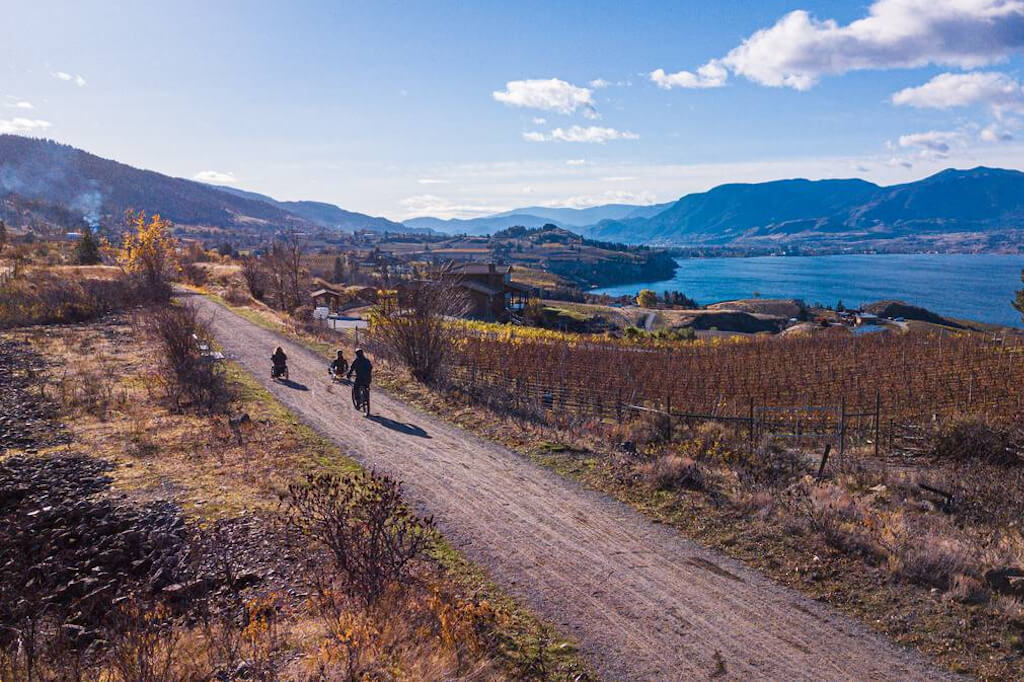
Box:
(338, 322), (1024, 458)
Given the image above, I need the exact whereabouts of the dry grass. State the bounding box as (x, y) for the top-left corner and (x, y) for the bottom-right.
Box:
(6, 315), (590, 680)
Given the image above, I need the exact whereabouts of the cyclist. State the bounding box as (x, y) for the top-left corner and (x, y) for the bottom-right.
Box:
(346, 348), (372, 414)
(328, 349), (348, 380)
(271, 346), (288, 379)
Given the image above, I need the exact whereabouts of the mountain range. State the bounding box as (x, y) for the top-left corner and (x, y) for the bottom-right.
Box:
(0, 135), (415, 235)
(585, 168), (1024, 246)
(403, 202), (673, 234)
(2, 134), (1023, 250)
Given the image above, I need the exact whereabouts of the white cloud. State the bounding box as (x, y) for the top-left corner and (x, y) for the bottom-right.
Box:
(523, 125), (639, 143)
(399, 194), (509, 220)
(650, 61), (728, 89)
(566, 159), (586, 166)
(980, 123), (1015, 142)
(588, 78), (611, 89)
(4, 100), (34, 110)
(531, 117), (547, 125)
(602, 176), (637, 182)
(682, 0), (1024, 91)
(493, 78), (598, 118)
(897, 130), (967, 158)
(892, 71), (1024, 117)
(192, 170), (237, 184)
(0, 118), (52, 135)
(53, 71), (87, 87)
(417, 178), (450, 185)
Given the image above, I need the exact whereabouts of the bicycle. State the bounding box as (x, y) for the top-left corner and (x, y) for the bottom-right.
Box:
(351, 382), (370, 416)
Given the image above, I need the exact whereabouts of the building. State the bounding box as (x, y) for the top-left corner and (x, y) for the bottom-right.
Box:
(438, 263), (534, 321)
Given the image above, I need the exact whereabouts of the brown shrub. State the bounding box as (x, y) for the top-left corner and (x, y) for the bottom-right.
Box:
(637, 455), (704, 491)
(223, 284), (251, 306)
(284, 470), (435, 606)
(139, 303), (230, 413)
(931, 416), (1022, 466)
(0, 270), (150, 329)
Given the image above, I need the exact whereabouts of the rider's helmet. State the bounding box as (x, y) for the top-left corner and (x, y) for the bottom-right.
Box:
(355, 348), (364, 357)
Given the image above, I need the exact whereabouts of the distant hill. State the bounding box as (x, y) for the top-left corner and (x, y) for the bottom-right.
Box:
(587, 168), (1024, 246)
(403, 213), (560, 235)
(0, 135), (420, 235)
(211, 185), (417, 234)
(404, 201), (674, 235)
(489, 202), (674, 227)
(0, 135), (301, 231)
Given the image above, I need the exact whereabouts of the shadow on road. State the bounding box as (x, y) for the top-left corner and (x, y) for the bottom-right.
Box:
(368, 415), (430, 438)
(278, 379), (309, 391)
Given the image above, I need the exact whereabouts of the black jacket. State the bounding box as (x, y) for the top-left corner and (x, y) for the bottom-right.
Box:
(271, 350), (287, 367)
(348, 355), (372, 384)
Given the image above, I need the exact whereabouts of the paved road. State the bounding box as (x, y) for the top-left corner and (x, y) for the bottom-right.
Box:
(192, 293), (952, 681)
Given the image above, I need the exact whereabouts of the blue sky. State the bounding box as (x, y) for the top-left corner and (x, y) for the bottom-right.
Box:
(3, 0), (1024, 219)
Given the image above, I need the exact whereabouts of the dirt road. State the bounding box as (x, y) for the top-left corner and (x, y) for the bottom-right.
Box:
(193, 294), (952, 681)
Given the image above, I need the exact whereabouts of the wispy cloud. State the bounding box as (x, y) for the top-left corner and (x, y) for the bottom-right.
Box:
(399, 194), (509, 220)
(53, 71), (87, 87)
(542, 189), (657, 209)
(588, 78), (610, 89)
(0, 118), (52, 135)
(522, 125), (639, 143)
(3, 99), (34, 110)
(493, 78), (598, 118)
(417, 178), (450, 185)
(193, 170), (237, 184)
(894, 130), (968, 159)
(566, 159), (586, 166)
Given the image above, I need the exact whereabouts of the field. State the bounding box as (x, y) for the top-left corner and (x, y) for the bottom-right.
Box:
(407, 323), (1024, 452)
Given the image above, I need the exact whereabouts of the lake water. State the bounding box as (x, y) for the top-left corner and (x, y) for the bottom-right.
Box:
(592, 254), (1024, 328)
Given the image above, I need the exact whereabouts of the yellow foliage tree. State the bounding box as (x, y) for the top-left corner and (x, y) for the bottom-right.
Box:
(118, 210), (178, 294)
(636, 288), (658, 308)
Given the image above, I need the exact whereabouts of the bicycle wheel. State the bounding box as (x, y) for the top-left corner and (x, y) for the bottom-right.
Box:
(362, 388), (370, 416)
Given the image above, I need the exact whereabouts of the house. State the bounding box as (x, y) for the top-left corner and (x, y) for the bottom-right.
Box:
(438, 263), (534, 321)
(855, 312), (880, 326)
(309, 282), (374, 315)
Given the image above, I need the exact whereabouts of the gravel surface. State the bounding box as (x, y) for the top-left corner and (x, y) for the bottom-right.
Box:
(191, 293), (957, 681)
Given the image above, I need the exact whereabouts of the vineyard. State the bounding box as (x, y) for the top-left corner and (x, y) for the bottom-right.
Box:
(371, 324), (1024, 453)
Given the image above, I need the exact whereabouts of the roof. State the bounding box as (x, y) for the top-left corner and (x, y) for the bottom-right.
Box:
(506, 280), (534, 293)
(458, 281), (506, 296)
(445, 263), (513, 276)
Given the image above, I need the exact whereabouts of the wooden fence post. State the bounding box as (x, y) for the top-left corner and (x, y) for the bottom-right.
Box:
(839, 396), (847, 458)
(666, 393), (672, 441)
(874, 389), (881, 458)
(748, 397), (755, 456)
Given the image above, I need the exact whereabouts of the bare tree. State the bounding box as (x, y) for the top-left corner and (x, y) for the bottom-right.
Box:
(265, 230), (306, 311)
(369, 278), (470, 384)
(240, 255), (265, 300)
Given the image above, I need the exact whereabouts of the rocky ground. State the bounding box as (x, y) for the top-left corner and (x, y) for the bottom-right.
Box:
(0, 340), (70, 454)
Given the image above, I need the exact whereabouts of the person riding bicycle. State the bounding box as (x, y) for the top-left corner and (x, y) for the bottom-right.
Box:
(329, 349), (348, 379)
(271, 346), (288, 377)
(347, 348), (372, 387)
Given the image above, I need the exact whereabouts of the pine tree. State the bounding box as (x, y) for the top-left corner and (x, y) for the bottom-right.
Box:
(332, 256), (345, 283)
(73, 224), (102, 265)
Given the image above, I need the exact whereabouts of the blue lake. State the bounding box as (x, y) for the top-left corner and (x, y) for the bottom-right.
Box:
(592, 254), (1024, 328)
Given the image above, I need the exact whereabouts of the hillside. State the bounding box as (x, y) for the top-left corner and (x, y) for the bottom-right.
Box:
(211, 185), (417, 234)
(587, 168), (1024, 248)
(0, 135), (416, 235)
